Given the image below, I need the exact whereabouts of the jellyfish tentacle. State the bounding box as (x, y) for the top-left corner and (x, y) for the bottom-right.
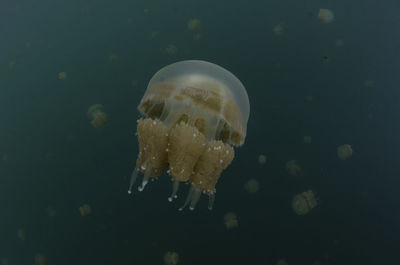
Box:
(138, 165), (152, 192)
(179, 186), (195, 211)
(208, 193), (215, 210)
(168, 179), (180, 202)
(189, 188), (202, 210)
(128, 167), (139, 195)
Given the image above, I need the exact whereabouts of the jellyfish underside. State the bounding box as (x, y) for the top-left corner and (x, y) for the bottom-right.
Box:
(128, 61), (249, 211)
(128, 98), (235, 210)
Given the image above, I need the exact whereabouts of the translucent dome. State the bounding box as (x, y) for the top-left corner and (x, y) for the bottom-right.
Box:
(139, 60), (249, 146)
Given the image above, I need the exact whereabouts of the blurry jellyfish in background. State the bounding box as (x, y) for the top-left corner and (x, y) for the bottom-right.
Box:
(87, 104), (108, 128)
(335, 39), (344, 47)
(277, 259), (289, 265)
(224, 212), (238, 229)
(34, 254), (47, 265)
(58, 72), (67, 80)
(1, 258), (9, 265)
(108, 53), (118, 63)
(17, 228), (26, 241)
(303, 136), (312, 144)
(151, 31), (159, 39)
(128, 60), (250, 211)
(305, 95), (314, 102)
(187, 18), (201, 31)
(258, 154), (267, 164)
(292, 190), (318, 215)
(46, 206), (56, 217)
(8, 61), (16, 70)
(163, 251), (179, 265)
(79, 204), (91, 216)
(337, 144), (353, 160)
(187, 19), (202, 40)
(244, 178), (259, 193)
(318, 8), (334, 23)
(164, 44), (178, 56)
(2, 154), (8, 162)
(286, 160), (301, 176)
(273, 23), (285, 35)
(364, 80), (374, 87)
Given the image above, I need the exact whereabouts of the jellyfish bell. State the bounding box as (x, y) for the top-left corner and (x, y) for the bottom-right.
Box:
(87, 104), (108, 128)
(337, 144), (353, 160)
(318, 8), (334, 23)
(128, 60), (250, 210)
(292, 190), (318, 215)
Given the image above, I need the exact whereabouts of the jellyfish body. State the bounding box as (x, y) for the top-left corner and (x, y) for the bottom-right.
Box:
(88, 104), (108, 128)
(292, 190), (318, 215)
(318, 8), (334, 23)
(286, 160), (301, 176)
(128, 60), (250, 210)
(337, 144), (352, 160)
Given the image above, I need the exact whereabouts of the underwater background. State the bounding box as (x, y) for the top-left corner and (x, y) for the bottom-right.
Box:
(0, 0), (399, 265)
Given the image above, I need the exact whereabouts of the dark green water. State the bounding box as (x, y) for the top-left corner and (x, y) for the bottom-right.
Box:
(0, 0), (398, 265)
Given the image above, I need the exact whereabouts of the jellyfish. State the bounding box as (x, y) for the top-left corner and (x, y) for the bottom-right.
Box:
(187, 18), (201, 31)
(128, 60), (250, 210)
(292, 190), (318, 215)
(58, 72), (67, 80)
(164, 44), (178, 56)
(273, 23), (285, 35)
(163, 251), (179, 265)
(303, 136), (312, 144)
(286, 160), (301, 176)
(258, 154), (266, 164)
(337, 144), (352, 160)
(244, 178), (259, 193)
(224, 212), (239, 229)
(318, 8), (334, 23)
(87, 104), (108, 128)
(79, 204), (91, 216)
(34, 254), (47, 265)
(17, 228), (26, 241)
(277, 259), (289, 265)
